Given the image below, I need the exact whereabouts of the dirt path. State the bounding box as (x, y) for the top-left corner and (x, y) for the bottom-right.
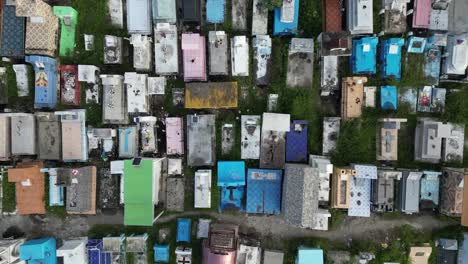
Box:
(155, 211), (456, 243)
(0, 211), (457, 243)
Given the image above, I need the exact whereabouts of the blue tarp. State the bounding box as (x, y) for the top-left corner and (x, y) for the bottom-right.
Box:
(351, 37), (379, 74)
(380, 85), (398, 110)
(0, 5), (25, 58)
(26, 56), (58, 109)
(206, 0), (225, 23)
(217, 161), (246, 187)
(286, 120), (308, 163)
(380, 38), (405, 79)
(407, 37), (427, 53)
(20, 238), (57, 264)
(176, 218), (191, 242)
(87, 239), (111, 264)
(246, 169), (282, 214)
(220, 186), (245, 212)
(154, 244), (170, 263)
(273, 0), (300, 35)
(218, 161), (246, 212)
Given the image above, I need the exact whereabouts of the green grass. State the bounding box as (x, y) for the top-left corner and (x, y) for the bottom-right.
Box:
(330, 77), (468, 168)
(400, 53), (428, 86)
(66, 0), (129, 68)
(269, 37), (322, 154)
(278, 87), (321, 153)
(329, 209), (347, 230)
(442, 89), (468, 124)
(381, 211), (402, 220)
(4, 63), (18, 98)
(331, 110), (379, 166)
(298, 0), (322, 37)
(1, 173), (16, 213)
(373, 0), (382, 35)
(259, 0), (282, 11)
(84, 103), (103, 127)
(0, 63), (34, 112)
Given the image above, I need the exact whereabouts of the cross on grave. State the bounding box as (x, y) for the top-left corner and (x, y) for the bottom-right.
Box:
(380, 179), (391, 198)
(178, 257), (190, 264)
(177, 246), (191, 264)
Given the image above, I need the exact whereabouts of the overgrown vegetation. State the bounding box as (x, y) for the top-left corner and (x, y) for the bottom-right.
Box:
(66, 0), (129, 68)
(0, 63), (34, 112)
(1, 173), (16, 213)
(298, 0), (322, 37)
(329, 209), (346, 230)
(331, 109), (379, 166)
(442, 88), (468, 124)
(283, 224), (468, 263)
(259, 0), (283, 11)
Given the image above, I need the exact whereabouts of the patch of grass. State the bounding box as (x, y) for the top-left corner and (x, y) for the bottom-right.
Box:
(260, 0), (282, 11)
(1, 173), (16, 213)
(329, 209), (346, 230)
(84, 103), (103, 127)
(183, 166), (196, 211)
(270, 37), (322, 154)
(126, 252), (135, 263)
(331, 109), (379, 166)
(434, 214), (460, 223)
(400, 53), (428, 87)
(68, 0), (129, 68)
(269, 37), (288, 93)
(431, 224), (468, 241)
(442, 89), (468, 124)
(239, 85), (268, 115)
(278, 88), (321, 154)
(0, 63), (34, 112)
(381, 211), (401, 220)
(374, 239), (407, 264)
(395, 114), (419, 169)
(373, 0), (382, 35)
(298, 0), (322, 37)
(3, 63), (18, 98)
